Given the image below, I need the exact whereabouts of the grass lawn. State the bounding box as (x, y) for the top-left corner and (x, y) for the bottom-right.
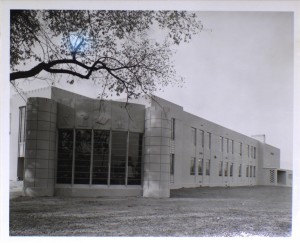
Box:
(9, 186), (292, 237)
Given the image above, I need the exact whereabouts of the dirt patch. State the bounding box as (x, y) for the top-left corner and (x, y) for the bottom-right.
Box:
(9, 186), (292, 237)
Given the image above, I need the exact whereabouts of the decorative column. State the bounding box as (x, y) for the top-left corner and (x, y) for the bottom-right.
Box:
(23, 97), (57, 197)
(143, 107), (170, 198)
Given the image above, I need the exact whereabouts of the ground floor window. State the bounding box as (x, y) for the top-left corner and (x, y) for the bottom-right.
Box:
(57, 129), (143, 186)
(224, 162), (228, 177)
(219, 161), (223, 176)
(190, 157), (196, 175)
(206, 160), (210, 176)
(230, 163), (233, 177)
(170, 154), (175, 183)
(198, 158), (203, 176)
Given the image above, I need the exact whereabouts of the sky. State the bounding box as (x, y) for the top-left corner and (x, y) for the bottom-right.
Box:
(155, 11), (294, 170)
(10, 11), (294, 170)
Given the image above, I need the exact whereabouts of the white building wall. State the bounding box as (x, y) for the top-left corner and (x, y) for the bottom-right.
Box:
(149, 96), (261, 189)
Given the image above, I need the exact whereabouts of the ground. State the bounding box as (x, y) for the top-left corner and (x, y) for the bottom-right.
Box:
(9, 182), (292, 237)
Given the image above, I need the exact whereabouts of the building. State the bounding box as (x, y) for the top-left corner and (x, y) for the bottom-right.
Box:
(10, 87), (292, 198)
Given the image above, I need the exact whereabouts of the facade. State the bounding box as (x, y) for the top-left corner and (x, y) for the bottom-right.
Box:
(10, 87), (292, 198)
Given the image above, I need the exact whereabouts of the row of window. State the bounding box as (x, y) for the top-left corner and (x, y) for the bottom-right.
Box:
(190, 158), (211, 176)
(188, 157), (256, 178)
(57, 129), (143, 186)
(171, 118), (257, 158)
(192, 127), (257, 158)
(219, 137), (256, 158)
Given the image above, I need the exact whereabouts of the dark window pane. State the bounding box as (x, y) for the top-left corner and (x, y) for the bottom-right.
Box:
(74, 130), (91, 184)
(57, 129), (73, 184)
(128, 133), (143, 185)
(110, 131), (127, 185)
(92, 130), (110, 184)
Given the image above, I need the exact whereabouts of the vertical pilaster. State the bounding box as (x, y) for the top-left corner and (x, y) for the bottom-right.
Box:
(143, 107), (170, 198)
(24, 97), (57, 197)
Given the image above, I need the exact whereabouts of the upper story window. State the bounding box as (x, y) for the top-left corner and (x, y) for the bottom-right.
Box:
(171, 118), (175, 140)
(239, 142), (242, 156)
(199, 130), (204, 148)
(247, 145), (250, 158)
(226, 138), (229, 153)
(220, 136), (224, 152)
(207, 132), (211, 150)
(191, 127), (197, 146)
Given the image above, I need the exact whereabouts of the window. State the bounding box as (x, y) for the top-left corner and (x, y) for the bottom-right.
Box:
(170, 154), (175, 176)
(18, 106), (26, 157)
(110, 131), (127, 185)
(198, 158), (203, 176)
(251, 146), (254, 158)
(239, 143), (242, 156)
(127, 133), (143, 185)
(199, 130), (204, 148)
(219, 161), (223, 176)
(246, 165), (249, 177)
(226, 138), (229, 153)
(220, 137), (223, 152)
(171, 118), (175, 140)
(190, 157), (196, 175)
(57, 129), (74, 184)
(250, 165), (253, 177)
(191, 127), (196, 146)
(170, 154), (175, 183)
(231, 140), (234, 154)
(74, 130), (92, 184)
(253, 166), (256, 178)
(224, 162), (228, 177)
(207, 132), (211, 150)
(230, 163), (233, 177)
(57, 129), (143, 186)
(206, 160), (210, 176)
(238, 164), (242, 177)
(247, 145), (250, 158)
(92, 130), (110, 185)
(254, 147), (256, 159)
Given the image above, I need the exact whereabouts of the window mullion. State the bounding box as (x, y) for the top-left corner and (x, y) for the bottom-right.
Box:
(108, 130), (112, 186)
(125, 131), (129, 186)
(71, 129), (76, 186)
(89, 129), (94, 186)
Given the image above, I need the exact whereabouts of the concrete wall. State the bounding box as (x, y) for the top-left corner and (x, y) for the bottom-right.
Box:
(259, 143), (280, 169)
(143, 107), (171, 198)
(149, 96), (260, 189)
(23, 97), (57, 196)
(51, 87), (145, 133)
(10, 87), (52, 180)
